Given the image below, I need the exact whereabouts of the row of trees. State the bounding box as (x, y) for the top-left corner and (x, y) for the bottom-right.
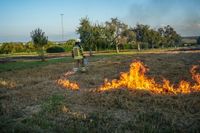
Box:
(0, 39), (75, 54)
(77, 17), (182, 53)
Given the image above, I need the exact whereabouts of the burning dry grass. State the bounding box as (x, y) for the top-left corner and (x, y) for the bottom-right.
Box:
(56, 71), (80, 90)
(57, 79), (79, 90)
(99, 61), (200, 94)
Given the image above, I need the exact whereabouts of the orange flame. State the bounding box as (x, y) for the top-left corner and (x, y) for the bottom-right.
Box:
(57, 79), (79, 91)
(99, 61), (200, 94)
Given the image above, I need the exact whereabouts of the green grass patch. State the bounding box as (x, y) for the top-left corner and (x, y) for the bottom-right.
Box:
(0, 53), (128, 73)
(0, 57), (73, 73)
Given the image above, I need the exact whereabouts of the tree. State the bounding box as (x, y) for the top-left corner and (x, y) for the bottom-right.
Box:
(77, 17), (96, 56)
(118, 28), (136, 49)
(90, 24), (105, 51)
(163, 25), (181, 47)
(125, 29), (136, 45)
(105, 18), (128, 53)
(158, 27), (167, 48)
(197, 36), (200, 45)
(133, 24), (150, 51)
(77, 17), (108, 55)
(77, 17), (92, 54)
(30, 28), (48, 61)
(147, 29), (161, 48)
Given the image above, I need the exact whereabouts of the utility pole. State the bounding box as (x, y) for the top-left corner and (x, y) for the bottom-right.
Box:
(60, 14), (64, 41)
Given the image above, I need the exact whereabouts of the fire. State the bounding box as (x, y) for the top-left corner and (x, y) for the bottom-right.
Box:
(56, 70), (79, 90)
(99, 61), (200, 94)
(57, 79), (79, 91)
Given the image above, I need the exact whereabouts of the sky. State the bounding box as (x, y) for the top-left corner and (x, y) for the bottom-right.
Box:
(0, 0), (200, 42)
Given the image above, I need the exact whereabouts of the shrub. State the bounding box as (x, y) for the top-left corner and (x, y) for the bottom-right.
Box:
(46, 46), (65, 53)
(0, 43), (26, 54)
(62, 39), (75, 52)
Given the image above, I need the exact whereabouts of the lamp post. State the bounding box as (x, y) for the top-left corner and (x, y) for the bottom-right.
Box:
(60, 14), (64, 41)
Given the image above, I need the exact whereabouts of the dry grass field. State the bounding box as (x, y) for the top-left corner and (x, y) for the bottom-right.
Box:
(0, 50), (200, 132)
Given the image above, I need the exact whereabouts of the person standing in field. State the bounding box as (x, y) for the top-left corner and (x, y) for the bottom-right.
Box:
(72, 39), (85, 72)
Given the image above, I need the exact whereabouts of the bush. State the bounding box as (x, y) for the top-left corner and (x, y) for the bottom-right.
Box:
(0, 43), (26, 54)
(62, 39), (75, 52)
(63, 45), (73, 52)
(46, 46), (65, 53)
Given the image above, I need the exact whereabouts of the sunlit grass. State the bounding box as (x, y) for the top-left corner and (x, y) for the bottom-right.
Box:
(0, 57), (73, 72)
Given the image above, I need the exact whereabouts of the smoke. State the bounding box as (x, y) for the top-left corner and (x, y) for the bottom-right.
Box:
(126, 0), (200, 36)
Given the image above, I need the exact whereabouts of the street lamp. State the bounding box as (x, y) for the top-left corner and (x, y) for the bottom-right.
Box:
(60, 14), (64, 41)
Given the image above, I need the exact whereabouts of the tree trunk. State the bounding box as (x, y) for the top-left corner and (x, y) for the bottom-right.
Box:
(95, 45), (98, 52)
(116, 44), (119, 54)
(137, 42), (141, 51)
(151, 43), (154, 49)
(162, 44), (164, 49)
(89, 48), (92, 56)
(41, 46), (45, 61)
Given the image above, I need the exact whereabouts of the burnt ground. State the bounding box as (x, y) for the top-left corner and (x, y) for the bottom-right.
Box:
(0, 51), (200, 132)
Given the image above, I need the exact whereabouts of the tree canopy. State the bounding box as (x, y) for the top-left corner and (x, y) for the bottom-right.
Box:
(31, 28), (48, 61)
(77, 17), (181, 53)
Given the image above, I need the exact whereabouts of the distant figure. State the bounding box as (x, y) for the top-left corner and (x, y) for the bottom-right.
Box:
(72, 39), (85, 72)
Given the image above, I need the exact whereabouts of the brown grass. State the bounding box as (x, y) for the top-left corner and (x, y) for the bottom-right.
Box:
(0, 51), (200, 132)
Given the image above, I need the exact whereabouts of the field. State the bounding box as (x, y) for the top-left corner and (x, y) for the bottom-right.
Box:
(0, 50), (200, 132)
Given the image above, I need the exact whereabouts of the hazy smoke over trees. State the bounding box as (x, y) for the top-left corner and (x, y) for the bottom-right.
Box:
(126, 0), (200, 36)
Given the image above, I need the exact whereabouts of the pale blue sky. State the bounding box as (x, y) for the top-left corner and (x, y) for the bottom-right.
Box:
(0, 0), (200, 42)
